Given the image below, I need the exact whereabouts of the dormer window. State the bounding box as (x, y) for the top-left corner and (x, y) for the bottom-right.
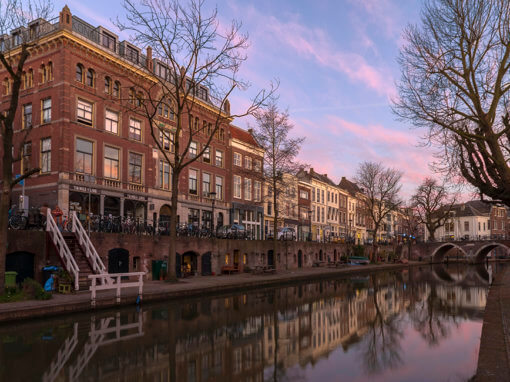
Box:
(126, 45), (139, 63)
(13, 31), (22, 46)
(102, 31), (116, 51)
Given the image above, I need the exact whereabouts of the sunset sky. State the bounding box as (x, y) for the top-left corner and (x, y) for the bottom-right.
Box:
(56, 0), (434, 198)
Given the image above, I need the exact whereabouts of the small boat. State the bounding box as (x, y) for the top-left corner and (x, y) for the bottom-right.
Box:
(348, 256), (370, 265)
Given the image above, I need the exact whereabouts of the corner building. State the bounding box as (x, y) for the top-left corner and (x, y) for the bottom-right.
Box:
(4, 6), (238, 226)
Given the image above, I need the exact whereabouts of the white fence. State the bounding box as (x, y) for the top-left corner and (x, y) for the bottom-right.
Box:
(89, 272), (145, 307)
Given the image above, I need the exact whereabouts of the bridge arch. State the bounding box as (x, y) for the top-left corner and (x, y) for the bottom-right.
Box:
(473, 242), (510, 263)
(431, 243), (468, 263)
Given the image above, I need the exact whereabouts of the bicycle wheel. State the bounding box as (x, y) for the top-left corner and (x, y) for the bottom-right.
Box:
(9, 215), (26, 230)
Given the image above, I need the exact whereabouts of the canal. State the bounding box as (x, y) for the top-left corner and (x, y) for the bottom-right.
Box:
(0, 263), (501, 382)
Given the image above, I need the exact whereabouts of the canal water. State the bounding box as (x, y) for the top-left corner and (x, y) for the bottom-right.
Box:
(0, 263), (501, 382)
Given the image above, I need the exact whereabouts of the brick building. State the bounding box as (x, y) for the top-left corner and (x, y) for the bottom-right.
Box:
(229, 125), (264, 239)
(2, 6), (255, 230)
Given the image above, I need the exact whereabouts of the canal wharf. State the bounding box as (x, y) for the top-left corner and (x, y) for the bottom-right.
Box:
(0, 261), (415, 324)
(476, 265), (510, 381)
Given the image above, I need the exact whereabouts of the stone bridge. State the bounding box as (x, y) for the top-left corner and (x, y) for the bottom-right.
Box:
(411, 240), (510, 264)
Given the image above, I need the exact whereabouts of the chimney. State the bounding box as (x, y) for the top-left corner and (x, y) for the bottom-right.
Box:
(59, 5), (72, 30)
(310, 167), (314, 173)
(248, 128), (253, 134)
(146, 46), (153, 72)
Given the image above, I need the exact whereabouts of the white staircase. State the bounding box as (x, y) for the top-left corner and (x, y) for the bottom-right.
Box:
(46, 210), (80, 290)
(46, 210), (107, 291)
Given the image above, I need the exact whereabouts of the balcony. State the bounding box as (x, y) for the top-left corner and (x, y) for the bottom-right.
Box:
(128, 183), (144, 192)
(104, 179), (121, 188)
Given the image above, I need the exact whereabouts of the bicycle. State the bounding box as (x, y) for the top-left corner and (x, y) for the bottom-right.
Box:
(8, 211), (28, 230)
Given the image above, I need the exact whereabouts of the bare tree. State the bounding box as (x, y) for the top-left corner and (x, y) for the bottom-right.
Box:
(251, 100), (304, 264)
(411, 177), (456, 242)
(355, 162), (402, 262)
(116, 0), (275, 280)
(400, 205), (421, 259)
(393, 0), (510, 207)
(0, 0), (53, 290)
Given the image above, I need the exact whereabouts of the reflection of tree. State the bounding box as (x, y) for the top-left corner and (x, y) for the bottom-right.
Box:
(409, 285), (459, 347)
(360, 275), (404, 375)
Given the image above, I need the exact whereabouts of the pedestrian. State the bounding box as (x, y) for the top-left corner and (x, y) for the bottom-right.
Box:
(52, 205), (63, 229)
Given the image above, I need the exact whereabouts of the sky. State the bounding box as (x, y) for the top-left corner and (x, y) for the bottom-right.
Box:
(54, 0), (436, 199)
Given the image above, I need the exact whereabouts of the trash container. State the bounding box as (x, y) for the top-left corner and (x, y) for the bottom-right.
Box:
(5, 271), (17, 287)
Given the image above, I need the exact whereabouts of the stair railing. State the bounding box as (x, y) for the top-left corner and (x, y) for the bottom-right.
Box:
(71, 211), (106, 275)
(46, 209), (80, 291)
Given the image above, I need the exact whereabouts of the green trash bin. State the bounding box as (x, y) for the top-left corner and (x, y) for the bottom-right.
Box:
(5, 271), (17, 287)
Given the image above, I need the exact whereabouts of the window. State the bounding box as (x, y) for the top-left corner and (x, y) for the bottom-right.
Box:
(105, 110), (119, 134)
(202, 173), (211, 196)
(189, 141), (198, 158)
(104, 76), (112, 94)
(312, 188), (315, 202)
(22, 104), (32, 129)
(245, 156), (252, 169)
(321, 190), (325, 204)
(22, 142), (32, 174)
(159, 160), (170, 190)
(86, 69), (95, 87)
(159, 129), (173, 151)
(322, 207), (325, 223)
(234, 175), (242, 199)
(254, 160), (261, 172)
(102, 31), (116, 50)
(113, 81), (120, 98)
(126, 45), (139, 63)
(327, 191), (330, 202)
(40, 138), (51, 173)
(203, 147), (210, 163)
(254, 181), (261, 202)
(300, 190), (309, 199)
(77, 99), (93, 126)
(189, 169), (198, 195)
(129, 118), (142, 141)
(215, 150), (223, 167)
(234, 152), (241, 166)
(464, 221), (469, 232)
(104, 146), (119, 179)
(128, 152), (142, 183)
(3, 77), (11, 95)
(76, 64), (84, 83)
(42, 98), (51, 123)
(22, 69), (33, 89)
(244, 178), (252, 200)
(216, 176), (223, 200)
(46, 62), (53, 81)
(75, 138), (93, 174)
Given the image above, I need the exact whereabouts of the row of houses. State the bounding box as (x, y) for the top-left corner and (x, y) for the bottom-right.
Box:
(4, 6), (413, 244)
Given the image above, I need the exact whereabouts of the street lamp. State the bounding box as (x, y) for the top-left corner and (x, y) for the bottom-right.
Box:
(209, 191), (217, 234)
(308, 210), (313, 242)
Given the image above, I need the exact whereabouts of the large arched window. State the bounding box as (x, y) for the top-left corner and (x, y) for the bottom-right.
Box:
(104, 76), (111, 94)
(76, 64), (84, 83)
(86, 69), (95, 87)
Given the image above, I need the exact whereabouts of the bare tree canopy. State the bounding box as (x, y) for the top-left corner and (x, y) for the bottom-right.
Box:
(411, 177), (457, 241)
(0, 0), (53, 290)
(116, 0), (275, 280)
(393, 0), (510, 206)
(355, 161), (402, 261)
(251, 100), (305, 255)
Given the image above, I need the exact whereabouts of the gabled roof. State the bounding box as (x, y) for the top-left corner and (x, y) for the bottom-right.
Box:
(445, 200), (492, 218)
(308, 168), (337, 187)
(338, 176), (362, 197)
(229, 125), (260, 148)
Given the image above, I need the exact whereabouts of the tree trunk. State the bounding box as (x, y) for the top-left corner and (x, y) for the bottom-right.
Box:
(371, 231), (378, 263)
(273, 181), (278, 269)
(0, 121), (13, 291)
(0, 185), (9, 291)
(427, 225), (436, 242)
(167, 169), (180, 281)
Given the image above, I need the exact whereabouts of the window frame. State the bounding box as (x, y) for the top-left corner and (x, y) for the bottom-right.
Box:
(41, 98), (51, 124)
(103, 145), (120, 180)
(40, 137), (51, 173)
(234, 175), (242, 199)
(105, 109), (119, 134)
(233, 152), (242, 166)
(189, 168), (198, 195)
(77, 99), (93, 126)
(128, 151), (143, 184)
(75, 137), (94, 175)
(128, 118), (142, 141)
(215, 149), (223, 167)
(22, 103), (32, 129)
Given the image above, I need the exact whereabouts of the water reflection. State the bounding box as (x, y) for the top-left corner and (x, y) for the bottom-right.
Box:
(0, 264), (498, 382)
